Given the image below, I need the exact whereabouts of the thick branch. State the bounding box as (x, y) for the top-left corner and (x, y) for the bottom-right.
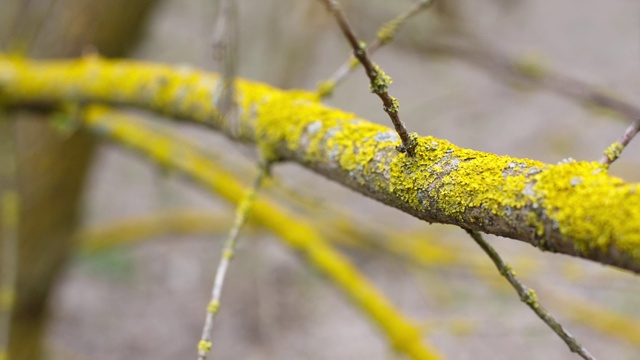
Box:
(1, 56), (639, 273)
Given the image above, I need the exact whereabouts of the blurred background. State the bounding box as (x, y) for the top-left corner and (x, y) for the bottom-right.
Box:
(1, 0), (640, 359)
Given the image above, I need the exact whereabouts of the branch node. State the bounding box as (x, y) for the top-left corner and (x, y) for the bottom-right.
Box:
(396, 132), (418, 155)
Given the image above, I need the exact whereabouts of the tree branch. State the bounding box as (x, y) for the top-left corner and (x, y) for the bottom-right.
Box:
(1, 56), (639, 273)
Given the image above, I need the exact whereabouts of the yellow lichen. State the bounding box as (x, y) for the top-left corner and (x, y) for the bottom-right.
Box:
(526, 211), (545, 237)
(376, 20), (400, 45)
(4, 56), (640, 269)
(604, 141), (623, 162)
(348, 56), (359, 69)
(206, 300), (220, 314)
(370, 64), (392, 94)
(532, 161), (640, 256)
(197, 340), (212, 353)
(316, 79), (336, 98)
(389, 136), (542, 218)
(222, 248), (234, 260)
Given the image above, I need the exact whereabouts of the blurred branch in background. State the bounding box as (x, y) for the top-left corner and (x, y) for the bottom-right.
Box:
(211, 0), (239, 136)
(318, 0), (434, 98)
(75, 204), (640, 350)
(0, 110), (19, 360)
(0, 0), (158, 359)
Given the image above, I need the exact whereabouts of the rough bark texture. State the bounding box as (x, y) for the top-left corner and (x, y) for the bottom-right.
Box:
(0, 1), (157, 358)
(0, 57), (638, 275)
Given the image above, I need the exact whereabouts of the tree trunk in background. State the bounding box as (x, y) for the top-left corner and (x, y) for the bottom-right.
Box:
(0, 0), (158, 358)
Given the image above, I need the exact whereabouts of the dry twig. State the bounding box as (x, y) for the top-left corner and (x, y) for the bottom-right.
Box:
(465, 229), (596, 360)
(317, 0), (418, 155)
(319, 0), (434, 95)
(196, 164), (268, 360)
(211, 0), (239, 135)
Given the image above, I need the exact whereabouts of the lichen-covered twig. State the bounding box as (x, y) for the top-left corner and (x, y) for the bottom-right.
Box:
(1, 57), (640, 274)
(317, 0), (418, 156)
(599, 119), (640, 166)
(319, 0), (434, 96)
(0, 110), (19, 360)
(465, 230), (596, 360)
(80, 105), (443, 360)
(197, 164), (268, 360)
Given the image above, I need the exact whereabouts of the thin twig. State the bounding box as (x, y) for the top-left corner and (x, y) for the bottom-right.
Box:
(422, 33), (640, 166)
(317, 0), (419, 156)
(599, 119), (640, 166)
(196, 164), (269, 360)
(319, 0), (434, 96)
(0, 110), (19, 360)
(211, 0), (239, 136)
(422, 33), (640, 121)
(465, 229), (596, 360)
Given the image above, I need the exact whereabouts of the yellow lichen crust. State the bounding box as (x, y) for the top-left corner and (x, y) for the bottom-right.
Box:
(197, 340), (212, 353)
(533, 161), (640, 257)
(388, 137), (542, 218)
(2, 56), (640, 272)
(604, 141), (623, 163)
(369, 64), (392, 94)
(316, 80), (336, 98)
(206, 300), (220, 314)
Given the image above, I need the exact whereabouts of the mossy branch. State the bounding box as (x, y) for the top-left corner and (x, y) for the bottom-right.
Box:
(1, 56), (640, 274)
